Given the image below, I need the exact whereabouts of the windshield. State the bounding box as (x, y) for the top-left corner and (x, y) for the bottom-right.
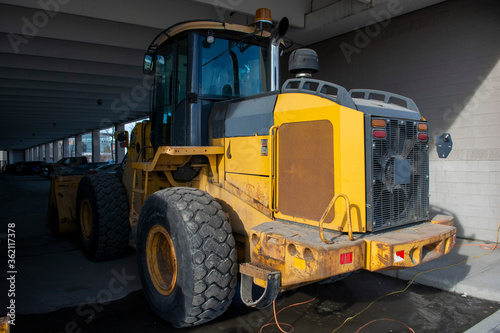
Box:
(200, 34), (268, 98)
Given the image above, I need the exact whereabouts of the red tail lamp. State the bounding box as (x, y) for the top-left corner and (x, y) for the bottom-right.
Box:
(418, 133), (428, 141)
(373, 130), (387, 139)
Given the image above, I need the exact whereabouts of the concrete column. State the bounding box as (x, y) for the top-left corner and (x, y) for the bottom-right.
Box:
(92, 130), (100, 163)
(53, 142), (57, 162)
(0, 151), (6, 170)
(63, 138), (70, 157)
(116, 124), (126, 163)
(75, 134), (83, 157)
(9, 150), (24, 163)
(54, 141), (62, 161)
(45, 143), (51, 162)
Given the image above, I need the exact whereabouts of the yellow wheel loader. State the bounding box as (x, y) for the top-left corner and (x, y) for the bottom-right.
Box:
(48, 9), (456, 327)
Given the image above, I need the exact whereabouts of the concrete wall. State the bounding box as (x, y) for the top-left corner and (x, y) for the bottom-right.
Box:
(299, 0), (500, 241)
(9, 150), (24, 163)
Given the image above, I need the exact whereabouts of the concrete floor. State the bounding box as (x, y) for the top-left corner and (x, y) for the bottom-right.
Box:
(1, 174), (499, 333)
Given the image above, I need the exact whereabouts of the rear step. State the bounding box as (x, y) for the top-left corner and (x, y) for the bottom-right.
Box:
(239, 263), (281, 309)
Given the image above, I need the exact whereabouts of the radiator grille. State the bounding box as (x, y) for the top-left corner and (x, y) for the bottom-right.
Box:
(368, 118), (429, 231)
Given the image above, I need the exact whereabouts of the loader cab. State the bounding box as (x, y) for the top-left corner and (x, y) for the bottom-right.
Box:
(145, 28), (271, 150)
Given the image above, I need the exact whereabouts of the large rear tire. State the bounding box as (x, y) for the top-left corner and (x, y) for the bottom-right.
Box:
(76, 174), (130, 261)
(137, 187), (237, 327)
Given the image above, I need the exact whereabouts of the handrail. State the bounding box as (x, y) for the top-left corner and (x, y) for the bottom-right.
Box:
(318, 193), (353, 243)
(269, 125), (279, 212)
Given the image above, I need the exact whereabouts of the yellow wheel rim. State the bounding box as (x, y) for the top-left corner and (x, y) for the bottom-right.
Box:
(80, 199), (93, 240)
(146, 225), (178, 296)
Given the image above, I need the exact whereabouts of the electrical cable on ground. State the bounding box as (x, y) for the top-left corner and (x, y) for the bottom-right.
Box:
(455, 243), (499, 250)
(354, 318), (416, 333)
(259, 287), (320, 333)
(331, 221), (500, 333)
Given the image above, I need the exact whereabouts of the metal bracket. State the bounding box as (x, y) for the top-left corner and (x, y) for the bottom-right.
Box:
(240, 263), (281, 309)
(435, 133), (453, 158)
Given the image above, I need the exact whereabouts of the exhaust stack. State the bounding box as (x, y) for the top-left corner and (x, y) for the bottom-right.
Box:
(269, 16), (289, 91)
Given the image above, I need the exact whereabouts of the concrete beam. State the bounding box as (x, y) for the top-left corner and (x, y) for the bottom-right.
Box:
(289, 0), (445, 47)
(0, 0), (238, 34)
(0, 4), (162, 51)
(191, 0), (308, 27)
(0, 36), (145, 69)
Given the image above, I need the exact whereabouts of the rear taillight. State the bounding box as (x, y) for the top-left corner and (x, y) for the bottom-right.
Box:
(373, 130), (387, 139)
(418, 122), (428, 142)
(372, 118), (387, 139)
(372, 119), (387, 127)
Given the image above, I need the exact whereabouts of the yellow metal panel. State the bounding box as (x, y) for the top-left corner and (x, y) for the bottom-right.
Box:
(273, 93), (366, 233)
(225, 136), (270, 176)
(338, 105), (366, 232)
(430, 214), (454, 226)
(162, 146), (224, 155)
(50, 175), (82, 233)
(249, 221), (365, 289)
(199, 168), (270, 240)
(158, 21), (270, 46)
(363, 222), (456, 271)
(225, 172), (269, 210)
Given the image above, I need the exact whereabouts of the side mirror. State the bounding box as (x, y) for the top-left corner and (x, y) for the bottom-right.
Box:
(115, 130), (129, 148)
(435, 133), (453, 158)
(143, 53), (154, 75)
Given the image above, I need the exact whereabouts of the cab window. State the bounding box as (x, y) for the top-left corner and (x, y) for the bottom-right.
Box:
(200, 35), (268, 98)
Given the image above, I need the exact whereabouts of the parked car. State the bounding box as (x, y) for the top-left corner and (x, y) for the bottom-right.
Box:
(18, 161), (45, 175)
(36, 163), (50, 177)
(2, 164), (17, 174)
(39, 157), (88, 179)
(85, 163), (119, 175)
(14, 162), (25, 174)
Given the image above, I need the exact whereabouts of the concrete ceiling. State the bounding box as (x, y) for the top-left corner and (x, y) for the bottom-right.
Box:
(0, 0), (444, 151)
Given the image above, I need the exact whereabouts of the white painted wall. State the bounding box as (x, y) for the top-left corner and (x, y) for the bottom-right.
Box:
(299, 0), (500, 241)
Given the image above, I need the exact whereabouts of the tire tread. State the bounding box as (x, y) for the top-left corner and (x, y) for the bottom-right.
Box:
(78, 173), (130, 261)
(148, 187), (237, 327)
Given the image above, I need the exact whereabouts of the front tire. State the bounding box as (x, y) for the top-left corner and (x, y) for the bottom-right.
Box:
(137, 187), (237, 327)
(76, 174), (130, 261)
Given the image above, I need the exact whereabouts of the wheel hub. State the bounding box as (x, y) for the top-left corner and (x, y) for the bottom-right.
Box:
(80, 199), (93, 240)
(146, 225), (178, 296)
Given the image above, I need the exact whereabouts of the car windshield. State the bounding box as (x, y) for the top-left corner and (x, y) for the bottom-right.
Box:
(200, 34), (268, 98)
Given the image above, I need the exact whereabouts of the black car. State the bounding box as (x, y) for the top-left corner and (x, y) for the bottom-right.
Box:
(18, 161), (45, 175)
(38, 157), (88, 179)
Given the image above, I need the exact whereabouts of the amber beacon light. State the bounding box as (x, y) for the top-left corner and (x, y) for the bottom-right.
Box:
(255, 8), (272, 24)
